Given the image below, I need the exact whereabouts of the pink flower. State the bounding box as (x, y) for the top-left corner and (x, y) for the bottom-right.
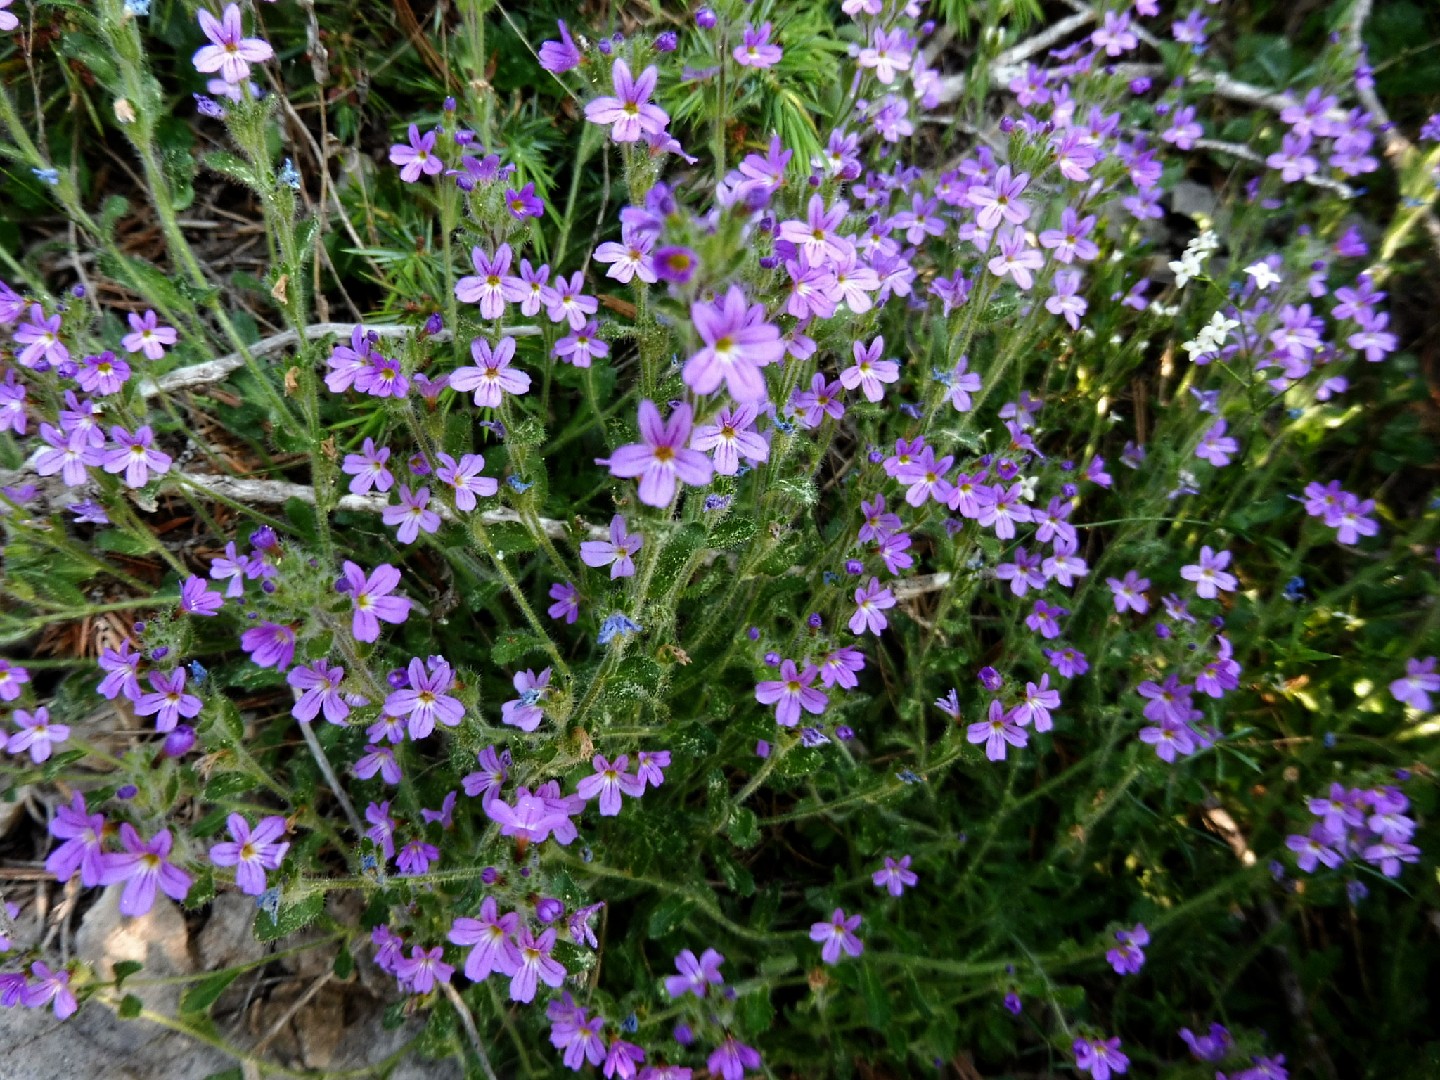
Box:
(449, 897), (521, 981)
(288, 660), (351, 725)
(809, 907), (863, 964)
(455, 244), (513, 319)
(192, 5), (273, 85)
(849, 577), (896, 635)
(102, 425), (172, 488)
(120, 310), (177, 359)
(99, 825), (193, 917)
(509, 926), (566, 1003)
(436, 452), (499, 510)
(135, 668), (203, 732)
(584, 59), (669, 143)
(600, 400), (713, 508)
(692, 403), (769, 476)
(840, 336), (900, 403)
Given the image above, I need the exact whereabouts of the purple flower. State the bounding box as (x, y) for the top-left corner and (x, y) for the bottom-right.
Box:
(872, 855), (918, 897)
(455, 244), (513, 319)
(988, 226), (1043, 290)
(509, 926), (566, 1003)
(102, 425), (171, 488)
(99, 825), (193, 917)
(548, 582), (580, 624)
(683, 285), (784, 401)
(734, 22), (782, 68)
(601, 400), (713, 508)
(1012, 675), (1061, 732)
(1046, 270), (1088, 329)
(192, 5), (273, 84)
(581, 515), (643, 579)
(819, 646), (866, 690)
(385, 656), (463, 739)
(47, 792), (107, 887)
(394, 945), (453, 994)
(538, 20), (582, 74)
(209, 814), (289, 895)
(179, 575), (223, 617)
(968, 698), (1027, 761)
(664, 948), (725, 999)
(1391, 656), (1439, 711)
(778, 194), (852, 264)
(553, 320), (609, 369)
(849, 577), (896, 635)
(342, 438), (394, 495)
(389, 124), (445, 182)
(541, 270), (599, 330)
(755, 660), (828, 726)
(584, 59), (669, 143)
(1105, 923), (1149, 975)
(1073, 1035), (1129, 1080)
(809, 907), (863, 964)
(77, 350), (131, 395)
(550, 1004), (606, 1070)
(6, 706), (68, 764)
(13, 305), (68, 368)
(1179, 1023), (1232, 1063)
(501, 667), (552, 732)
(500, 181), (543, 220)
(21, 963), (77, 1020)
(1107, 570), (1150, 614)
(0, 371), (26, 435)
(1195, 419), (1239, 467)
(707, 1036), (762, 1080)
(576, 754), (644, 816)
(342, 561), (412, 642)
(446, 899), (520, 991)
(1180, 546), (1238, 598)
(595, 226), (657, 284)
(355, 743), (402, 784)
(0, 657), (29, 702)
(96, 642), (142, 702)
(240, 622), (296, 671)
(397, 838), (440, 876)
(288, 660), (350, 725)
(692, 403), (769, 476)
(383, 485), (442, 544)
(654, 245), (699, 284)
(969, 165), (1031, 230)
(604, 1039), (645, 1078)
(135, 668), (203, 732)
(840, 336), (901, 403)
(436, 452), (499, 510)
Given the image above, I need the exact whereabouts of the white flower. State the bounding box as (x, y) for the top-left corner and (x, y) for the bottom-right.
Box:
(1244, 262), (1281, 291)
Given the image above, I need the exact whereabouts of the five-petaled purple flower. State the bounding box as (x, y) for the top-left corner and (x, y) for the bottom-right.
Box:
(809, 907), (863, 964)
(209, 814), (290, 895)
(99, 825), (193, 917)
(584, 59), (670, 143)
(192, 5), (273, 85)
(343, 560), (412, 642)
(601, 400), (713, 508)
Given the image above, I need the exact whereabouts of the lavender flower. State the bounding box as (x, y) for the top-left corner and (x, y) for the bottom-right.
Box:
(209, 814), (289, 895)
(584, 60), (669, 143)
(99, 825), (193, 917)
(600, 400), (713, 507)
(192, 5), (273, 84)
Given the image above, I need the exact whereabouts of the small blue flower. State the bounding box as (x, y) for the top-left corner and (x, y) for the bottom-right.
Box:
(598, 613), (642, 645)
(124, 0), (151, 14)
(31, 167), (60, 187)
(703, 494), (732, 512)
(822, 571), (839, 585)
(277, 159), (301, 190)
(896, 769), (921, 784)
(188, 660), (208, 685)
(1283, 576), (1306, 602)
(507, 475), (533, 493)
(899, 403), (924, 419)
(620, 1013), (639, 1033)
(518, 687), (543, 707)
(800, 726), (830, 747)
(258, 887), (282, 920)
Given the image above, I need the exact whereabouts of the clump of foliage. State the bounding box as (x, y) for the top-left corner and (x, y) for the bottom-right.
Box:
(2, 1), (1439, 1078)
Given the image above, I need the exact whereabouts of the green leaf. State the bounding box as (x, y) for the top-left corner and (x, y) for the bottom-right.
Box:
(725, 807), (761, 850)
(254, 891), (324, 943)
(204, 152), (260, 190)
(180, 969), (242, 1015)
(117, 994), (144, 1020)
(647, 895), (694, 938)
(491, 630), (547, 666)
(112, 960), (143, 988)
(857, 962), (892, 1028)
(333, 947), (355, 980)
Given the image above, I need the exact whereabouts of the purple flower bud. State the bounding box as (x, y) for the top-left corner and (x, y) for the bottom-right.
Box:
(845, 559), (864, 575)
(807, 613), (823, 629)
(32, 359), (50, 373)
(163, 725), (197, 757)
(597, 38), (612, 54)
(835, 725), (854, 740)
(1062, 483), (1078, 497)
(334, 576), (353, 593)
(519, 865), (532, 878)
(71, 284), (86, 298)
(1129, 77), (1152, 94)
(481, 867), (499, 885)
(1155, 623), (1172, 639)
(443, 96), (456, 112)
(656, 30), (678, 52)
(978, 666), (1002, 691)
(536, 897), (565, 923)
(674, 1023), (696, 1046)
(116, 784), (139, 799)
(695, 7), (716, 29)
(134, 621), (147, 633)
(150, 646), (170, 661)
(250, 527), (278, 551)
(920, 19), (936, 34)
(999, 117), (1015, 133)
(747, 626), (761, 641)
(1395, 768), (1411, 781)
(995, 459), (1019, 480)
(758, 255), (780, 270)
(423, 312), (444, 335)
(763, 651), (781, 667)
(755, 740), (770, 759)
(387, 668), (410, 690)
(409, 452), (431, 476)
(1210, 615), (1225, 628)
(261, 580), (277, 594)
(56, 361), (78, 378)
